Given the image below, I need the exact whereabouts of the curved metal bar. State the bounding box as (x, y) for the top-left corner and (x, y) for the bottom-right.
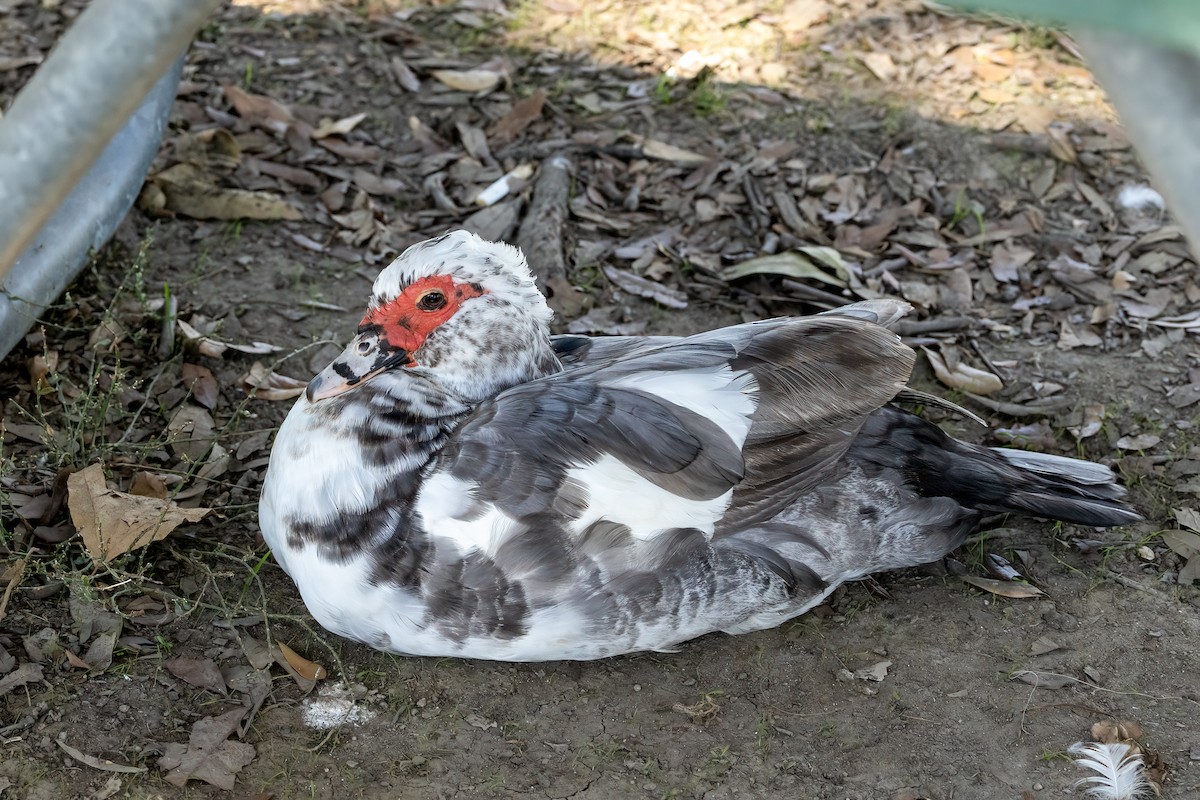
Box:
(0, 59), (182, 359)
(0, 0), (221, 282)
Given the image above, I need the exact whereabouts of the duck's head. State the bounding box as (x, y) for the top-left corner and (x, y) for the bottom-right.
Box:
(306, 230), (557, 405)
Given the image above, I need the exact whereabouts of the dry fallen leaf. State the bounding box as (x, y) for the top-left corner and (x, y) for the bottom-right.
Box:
(239, 362), (307, 401)
(634, 136), (709, 165)
(222, 84), (293, 135)
(166, 405), (215, 462)
(181, 363), (219, 410)
(431, 68), (503, 92)
(153, 163), (302, 221)
(961, 575), (1045, 599)
(922, 347), (1003, 395)
(492, 89), (546, 142)
(312, 111), (368, 139)
(27, 351), (57, 392)
(129, 472), (168, 500)
(1115, 433), (1160, 451)
(0, 662), (43, 696)
(1070, 404), (1105, 441)
(274, 642), (326, 681)
(56, 740), (146, 774)
(157, 707), (255, 790)
(1091, 720), (1143, 743)
(1162, 519), (1200, 585)
(67, 465), (209, 564)
(1028, 635), (1064, 656)
(0, 558), (25, 622)
(721, 250), (847, 286)
(390, 55), (421, 92)
(165, 657), (228, 695)
(177, 319), (283, 359)
(602, 265), (687, 309)
(854, 660), (892, 682)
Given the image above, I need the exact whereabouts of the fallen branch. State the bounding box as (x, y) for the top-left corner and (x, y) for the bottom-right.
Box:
(516, 153), (584, 317)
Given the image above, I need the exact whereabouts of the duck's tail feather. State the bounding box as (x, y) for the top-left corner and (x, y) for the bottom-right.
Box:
(987, 447), (1142, 526)
(851, 406), (1141, 528)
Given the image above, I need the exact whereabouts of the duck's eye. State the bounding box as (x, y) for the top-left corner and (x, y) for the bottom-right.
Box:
(416, 290), (447, 312)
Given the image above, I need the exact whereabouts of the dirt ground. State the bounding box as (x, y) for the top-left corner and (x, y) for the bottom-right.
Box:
(1, 0), (1199, 798)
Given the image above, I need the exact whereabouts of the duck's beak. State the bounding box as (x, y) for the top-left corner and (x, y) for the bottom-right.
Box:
(306, 333), (412, 402)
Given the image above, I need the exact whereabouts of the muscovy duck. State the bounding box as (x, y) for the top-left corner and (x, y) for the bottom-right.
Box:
(259, 230), (1138, 661)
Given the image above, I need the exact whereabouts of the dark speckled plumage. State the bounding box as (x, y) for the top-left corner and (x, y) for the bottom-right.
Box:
(258, 231), (1139, 661)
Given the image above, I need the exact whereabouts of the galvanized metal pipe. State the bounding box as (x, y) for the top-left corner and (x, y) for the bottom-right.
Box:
(0, 59), (182, 360)
(0, 0), (222, 281)
(1074, 30), (1200, 258)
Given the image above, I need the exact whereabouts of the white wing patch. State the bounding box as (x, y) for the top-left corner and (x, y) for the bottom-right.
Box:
(415, 470), (520, 556)
(608, 366), (757, 447)
(564, 454), (733, 541)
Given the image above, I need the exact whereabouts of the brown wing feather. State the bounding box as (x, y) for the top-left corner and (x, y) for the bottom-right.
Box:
(716, 315), (915, 533)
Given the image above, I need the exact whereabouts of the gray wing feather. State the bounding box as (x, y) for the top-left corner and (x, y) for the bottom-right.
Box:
(469, 313), (915, 535)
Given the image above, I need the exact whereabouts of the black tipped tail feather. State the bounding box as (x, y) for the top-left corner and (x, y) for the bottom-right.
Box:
(851, 406), (1140, 528)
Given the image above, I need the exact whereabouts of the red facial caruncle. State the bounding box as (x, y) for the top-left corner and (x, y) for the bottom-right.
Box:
(359, 275), (487, 363)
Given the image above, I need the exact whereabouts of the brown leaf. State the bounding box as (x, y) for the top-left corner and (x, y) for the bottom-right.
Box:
(317, 137), (381, 163)
(155, 163), (301, 221)
(157, 707), (255, 790)
(988, 242), (1034, 283)
(27, 351), (57, 391)
(922, 347), (1003, 395)
(0, 662), (43, 696)
(634, 135), (708, 165)
(1091, 719), (1143, 743)
(222, 84), (293, 135)
(312, 112), (368, 140)
(181, 363), (219, 410)
(240, 362), (307, 401)
(177, 320), (284, 359)
(352, 169), (405, 197)
(276, 641), (327, 685)
(174, 128), (242, 172)
(0, 558), (25, 622)
(720, 250), (847, 286)
(1161, 528), (1200, 559)
(166, 657), (228, 695)
(166, 405), (215, 462)
(129, 472), (169, 500)
(961, 575), (1044, 599)
(248, 157), (324, 190)
(67, 465), (210, 564)
(1069, 404), (1105, 441)
(1045, 124), (1077, 164)
(492, 89), (546, 142)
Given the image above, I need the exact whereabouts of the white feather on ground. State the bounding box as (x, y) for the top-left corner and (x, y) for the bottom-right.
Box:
(1069, 741), (1150, 800)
